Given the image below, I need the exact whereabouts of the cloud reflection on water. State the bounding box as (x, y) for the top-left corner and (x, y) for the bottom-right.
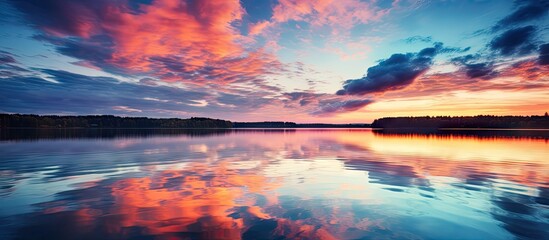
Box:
(0, 129), (548, 239)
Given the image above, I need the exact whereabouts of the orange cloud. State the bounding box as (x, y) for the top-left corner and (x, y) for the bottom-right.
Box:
(499, 60), (549, 81)
(17, 0), (284, 87)
(103, 0), (243, 70)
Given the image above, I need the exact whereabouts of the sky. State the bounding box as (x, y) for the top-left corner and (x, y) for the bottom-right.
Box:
(0, 0), (548, 123)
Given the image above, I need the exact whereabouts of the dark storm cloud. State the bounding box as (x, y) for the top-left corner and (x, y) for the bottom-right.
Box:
(0, 69), (213, 115)
(451, 54), (498, 79)
(489, 26), (538, 56)
(493, 0), (549, 30)
(336, 44), (442, 95)
(539, 43), (549, 65)
(462, 63), (498, 79)
(312, 99), (373, 115)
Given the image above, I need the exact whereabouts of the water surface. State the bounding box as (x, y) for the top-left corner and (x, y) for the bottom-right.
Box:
(0, 129), (548, 239)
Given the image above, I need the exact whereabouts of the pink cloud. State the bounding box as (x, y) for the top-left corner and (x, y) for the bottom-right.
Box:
(103, 0), (245, 70)
(248, 20), (273, 36)
(250, 0), (391, 36)
(383, 59), (549, 99)
(17, 0), (285, 87)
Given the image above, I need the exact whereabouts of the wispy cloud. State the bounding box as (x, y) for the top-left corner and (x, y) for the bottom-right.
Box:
(113, 106), (142, 113)
(312, 99), (373, 116)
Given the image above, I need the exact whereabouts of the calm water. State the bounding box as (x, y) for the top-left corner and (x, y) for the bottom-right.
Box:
(0, 129), (548, 240)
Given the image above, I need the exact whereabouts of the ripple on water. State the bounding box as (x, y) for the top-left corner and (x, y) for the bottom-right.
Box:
(0, 129), (547, 239)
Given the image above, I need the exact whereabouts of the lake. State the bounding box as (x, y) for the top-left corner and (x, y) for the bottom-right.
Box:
(0, 129), (548, 239)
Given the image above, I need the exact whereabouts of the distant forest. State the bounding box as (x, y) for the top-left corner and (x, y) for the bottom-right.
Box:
(2, 113), (548, 129)
(371, 115), (549, 129)
(0, 114), (233, 128)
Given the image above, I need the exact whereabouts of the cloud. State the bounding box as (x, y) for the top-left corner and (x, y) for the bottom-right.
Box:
(444, 0), (547, 82)
(187, 100), (209, 107)
(283, 92), (323, 107)
(250, 0), (391, 36)
(391, 59), (549, 99)
(139, 78), (159, 86)
(489, 26), (538, 56)
(0, 69), (213, 116)
(248, 20), (272, 36)
(499, 60), (549, 81)
(0, 50), (32, 78)
(539, 43), (549, 65)
(312, 99), (373, 116)
(493, 0), (549, 30)
(451, 54), (497, 79)
(404, 36), (432, 44)
(0, 68), (314, 120)
(281, 91), (376, 116)
(450, 1), (547, 80)
(143, 97), (169, 103)
(9, 0), (284, 86)
(462, 62), (498, 79)
(7, 0), (112, 37)
(112, 106), (142, 113)
(33, 34), (123, 74)
(0, 50), (17, 64)
(336, 44), (441, 95)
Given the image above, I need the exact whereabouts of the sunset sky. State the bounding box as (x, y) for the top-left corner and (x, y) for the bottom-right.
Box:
(1, 0), (548, 123)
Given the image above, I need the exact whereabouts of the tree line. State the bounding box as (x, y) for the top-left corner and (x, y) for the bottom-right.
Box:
(371, 114), (549, 129)
(0, 114), (233, 128)
(2, 113), (548, 129)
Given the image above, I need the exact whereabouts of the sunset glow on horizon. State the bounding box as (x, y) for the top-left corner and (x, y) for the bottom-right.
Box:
(1, 0), (548, 123)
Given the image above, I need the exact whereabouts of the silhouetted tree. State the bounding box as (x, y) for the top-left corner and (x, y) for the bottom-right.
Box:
(371, 115), (549, 129)
(0, 114), (233, 128)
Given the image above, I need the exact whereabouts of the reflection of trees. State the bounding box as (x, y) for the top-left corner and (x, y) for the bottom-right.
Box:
(372, 129), (549, 140)
(0, 128), (234, 141)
